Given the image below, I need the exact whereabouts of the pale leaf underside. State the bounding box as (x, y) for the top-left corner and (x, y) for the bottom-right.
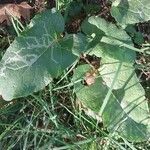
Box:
(111, 0), (150, 26)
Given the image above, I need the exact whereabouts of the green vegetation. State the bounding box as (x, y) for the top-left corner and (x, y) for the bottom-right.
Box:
(0, 0), (150, 149)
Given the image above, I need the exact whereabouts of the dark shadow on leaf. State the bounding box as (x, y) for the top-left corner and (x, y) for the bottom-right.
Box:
(113, 88), (125, 103)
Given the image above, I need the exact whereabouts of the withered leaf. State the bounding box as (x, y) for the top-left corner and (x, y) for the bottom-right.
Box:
(84, 70), (97, 86)
(0, 2), (33, 25)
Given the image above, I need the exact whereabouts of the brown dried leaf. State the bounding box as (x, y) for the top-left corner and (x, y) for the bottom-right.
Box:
(84, 70), (97, 86)
(0, 2), (33, 25)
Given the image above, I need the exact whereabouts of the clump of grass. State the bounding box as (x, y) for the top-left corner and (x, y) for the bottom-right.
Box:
(0, 70), (149, 149)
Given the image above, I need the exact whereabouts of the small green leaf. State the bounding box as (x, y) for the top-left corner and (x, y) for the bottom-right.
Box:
(110, 0), (150, 27)
(81, 18), (104, 37)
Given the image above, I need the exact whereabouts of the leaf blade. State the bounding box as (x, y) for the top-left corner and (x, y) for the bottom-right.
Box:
(73, 64), (150, 142)
(0, 10), (76, 100)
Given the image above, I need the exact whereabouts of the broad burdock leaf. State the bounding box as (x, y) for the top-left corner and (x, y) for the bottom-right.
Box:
(110, 0), (150, 27)
(79, 15), (150, 141)
(0, 10), (87, 101)
(73, 64), (150, 142)
(82, 16), (137, 89)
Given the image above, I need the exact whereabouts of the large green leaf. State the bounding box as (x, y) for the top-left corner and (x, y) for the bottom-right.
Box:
(79, 15), (150, 141)
(89, 42), (136, 89)
(110, 0), (150, 27)
(73, 64), (150, 142)
(0, 10), (87, 101)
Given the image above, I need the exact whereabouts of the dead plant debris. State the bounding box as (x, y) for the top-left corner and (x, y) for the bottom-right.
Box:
(0, 1), (33, 25)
